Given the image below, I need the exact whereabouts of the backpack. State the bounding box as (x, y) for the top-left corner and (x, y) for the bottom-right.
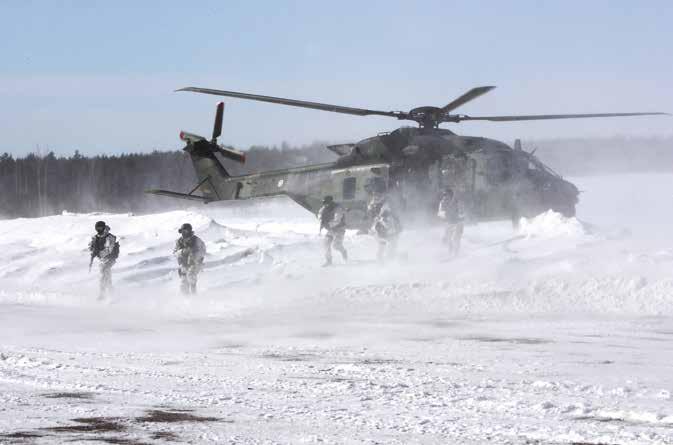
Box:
(110, 239), (120, 260)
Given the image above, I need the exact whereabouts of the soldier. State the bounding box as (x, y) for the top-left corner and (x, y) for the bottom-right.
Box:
(317, 195), (348, 267)
(174, 223), (207, 294)
(370, 196), (402, 263)
(88, 220), (119, 300)
(438, 187), (465, 257)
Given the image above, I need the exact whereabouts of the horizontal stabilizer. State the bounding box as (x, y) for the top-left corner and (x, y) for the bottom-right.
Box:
(145, 189), (210, 202)
(327, 143), (355, 156)
(216, 145), (246, 163)
(179, 131), (207, 144)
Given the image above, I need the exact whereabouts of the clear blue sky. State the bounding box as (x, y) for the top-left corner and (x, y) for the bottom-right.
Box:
(1, 0), (671, 156)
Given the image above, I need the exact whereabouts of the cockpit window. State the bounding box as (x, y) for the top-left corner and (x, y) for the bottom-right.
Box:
(524, 153), (562, 178)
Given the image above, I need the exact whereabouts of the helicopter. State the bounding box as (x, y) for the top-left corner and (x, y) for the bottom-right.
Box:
(146, 86), (668, 228)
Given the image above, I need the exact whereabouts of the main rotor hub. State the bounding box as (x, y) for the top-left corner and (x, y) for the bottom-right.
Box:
(408, 106), (443, 128)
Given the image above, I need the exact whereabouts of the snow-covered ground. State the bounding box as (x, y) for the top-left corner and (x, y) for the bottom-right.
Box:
(1, 173), (672, 444)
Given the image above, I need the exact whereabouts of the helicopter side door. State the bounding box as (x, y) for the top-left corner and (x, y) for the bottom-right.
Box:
(464, 149), (513, 219)
(328, 164), (390, 229)
(439, 154), (475, 194)
(436, 155), (477, 218)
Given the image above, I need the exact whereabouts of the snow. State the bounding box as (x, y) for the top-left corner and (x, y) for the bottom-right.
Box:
(1, 173), (672, 444)
(518, 210), (587, 239)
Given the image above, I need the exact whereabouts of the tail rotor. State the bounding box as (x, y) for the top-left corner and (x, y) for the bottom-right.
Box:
(212, 101), (224, 143)
(179, 102), (246, 164)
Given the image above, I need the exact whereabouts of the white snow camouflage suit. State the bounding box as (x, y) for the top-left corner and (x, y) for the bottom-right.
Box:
(438, 193), (465, 257)
(88, 227), (117, 298)
(174, 235), (207, 294)
(318, 202), (348, 265)
(370, 198), (402, 263)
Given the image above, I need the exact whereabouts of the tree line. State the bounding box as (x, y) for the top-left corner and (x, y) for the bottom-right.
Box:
(1, 136), (671, 218)
(0, 143), (335, 218)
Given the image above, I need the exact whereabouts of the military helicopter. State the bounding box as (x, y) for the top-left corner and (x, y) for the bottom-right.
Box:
(147, 86), (667, 228)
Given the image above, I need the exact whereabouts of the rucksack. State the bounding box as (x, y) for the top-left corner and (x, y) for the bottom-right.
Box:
(110, 240), (120, 260)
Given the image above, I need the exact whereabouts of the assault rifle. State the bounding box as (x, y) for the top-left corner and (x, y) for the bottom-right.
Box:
(89, 243), (101, 273)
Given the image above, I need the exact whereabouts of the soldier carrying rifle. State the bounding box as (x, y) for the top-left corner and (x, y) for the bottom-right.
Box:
(88, 220), (119, 300)
(317, 196), (348, 267)
(173, 223), (207, 294)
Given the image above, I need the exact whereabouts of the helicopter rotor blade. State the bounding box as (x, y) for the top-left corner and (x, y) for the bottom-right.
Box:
(450, 111), (670, 123)
(440, 86), (496, 114)
(177, 87), (405, 119)
(212, 101), (224, 141)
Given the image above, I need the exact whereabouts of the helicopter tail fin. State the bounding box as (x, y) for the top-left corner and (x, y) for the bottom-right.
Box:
(146, 102), (245, 202)
(146, 141), (244, 202)
(184, 138), (233, 200)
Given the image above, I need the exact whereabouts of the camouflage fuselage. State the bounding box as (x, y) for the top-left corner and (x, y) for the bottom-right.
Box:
(334, 127), (579, 223)
(181, 127), (578, 229)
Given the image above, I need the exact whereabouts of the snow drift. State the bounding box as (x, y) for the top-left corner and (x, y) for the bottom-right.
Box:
(1, 174), (672, 444)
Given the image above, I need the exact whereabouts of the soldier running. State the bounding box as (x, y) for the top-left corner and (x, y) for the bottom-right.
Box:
(317, 196), (348, 267)
(174, 223), (207, 294)
(369, 194), (402, 263)
(438, 187), (465, 257)
(88, 220), (118, 300)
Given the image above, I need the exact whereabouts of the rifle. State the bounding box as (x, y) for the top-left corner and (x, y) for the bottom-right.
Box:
(176, 244), (192, 276)
(89, 238), (101, 273)
(179, 249), (191, 266)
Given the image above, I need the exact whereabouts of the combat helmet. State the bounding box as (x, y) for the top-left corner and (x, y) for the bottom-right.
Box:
(178, 223), (193, 234)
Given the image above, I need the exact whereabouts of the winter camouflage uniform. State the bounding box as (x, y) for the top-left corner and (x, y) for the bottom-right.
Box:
(318, 197), (348, 266)
(369, 195), (401, 263)
(174, 225), (207, 294)
(88, 224), (117, 299)
(438, 191), (465, 257)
